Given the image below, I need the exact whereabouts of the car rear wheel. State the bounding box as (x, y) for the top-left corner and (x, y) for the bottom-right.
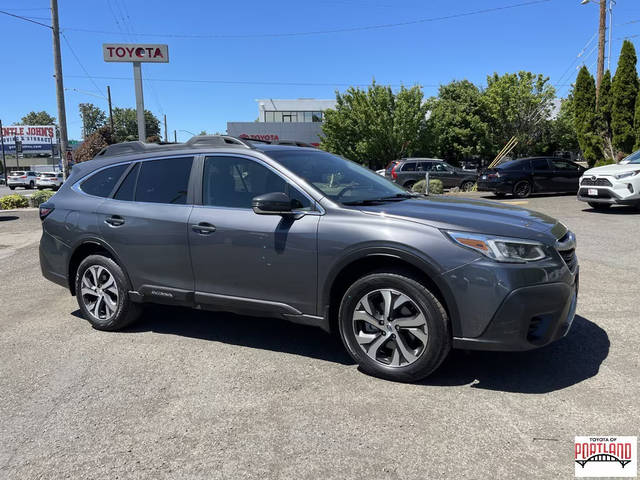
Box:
(403, 180), (416, 190)
(513, 180), (531, 198)
(28, 181), (34, 189)
(9, 186), (15, 190)
(460, 180), (475, 192)
(338, 273), (450, 382)
(588, 202), (611, 210)
(75, 255), (141, 331)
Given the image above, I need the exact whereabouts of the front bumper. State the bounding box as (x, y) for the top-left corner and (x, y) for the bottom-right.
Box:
(577, 178), (640, 205)
(453, 271), (578, 351)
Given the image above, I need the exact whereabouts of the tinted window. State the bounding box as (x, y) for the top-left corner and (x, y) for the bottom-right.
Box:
(203, 156), (311, 210)
(531, 159), (550, 170)
(135, 157), (193, 204)
(551, 160), (580, 170)
(402, 162), (416, 172)
(499, 161), (526, 171)
(114, 163), (140, 201)
(80, 164), (127, 197)
(430, 163), (450, 172)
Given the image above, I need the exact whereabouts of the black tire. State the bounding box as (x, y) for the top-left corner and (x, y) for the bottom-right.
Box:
(75, 255), (141, 331)
(28, 181), (34, 189)
(9, 186), (15, 190)
(459, 180), (475, 192)
(403, 180), (416, 190)
(513, 180), (531, 198)
(338, 272), (451, 382)
(493, 192), (507, 198)
(588, 202), (611, 210)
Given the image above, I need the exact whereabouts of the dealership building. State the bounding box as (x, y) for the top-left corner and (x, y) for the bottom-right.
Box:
(227, 98), (336, 145)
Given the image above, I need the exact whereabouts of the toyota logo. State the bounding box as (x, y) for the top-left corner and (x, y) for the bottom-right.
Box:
(591, 175), (596, 181)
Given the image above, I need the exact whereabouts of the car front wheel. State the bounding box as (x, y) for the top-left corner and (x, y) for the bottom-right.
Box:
(338, 273), (451, 382)
(75, 255), (141, 331)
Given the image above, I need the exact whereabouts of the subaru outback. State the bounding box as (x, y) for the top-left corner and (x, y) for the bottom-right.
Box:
(39, 136), (579, 382)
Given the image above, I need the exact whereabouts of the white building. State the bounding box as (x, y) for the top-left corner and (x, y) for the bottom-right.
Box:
(227, 98), (337, 145)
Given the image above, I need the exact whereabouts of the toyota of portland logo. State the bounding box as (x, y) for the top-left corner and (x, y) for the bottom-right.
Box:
(574, 436), (637, 477)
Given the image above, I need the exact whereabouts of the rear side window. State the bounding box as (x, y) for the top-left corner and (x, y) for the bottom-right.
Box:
(499, 161), (525, 171)
(551, 160), (580, 170)
(114, 163), (140, 201)
(135, 157), (193, 204)
(80, 164), (128, 197)
(401, 162), (416, 172)
(531, 159), (550, 170)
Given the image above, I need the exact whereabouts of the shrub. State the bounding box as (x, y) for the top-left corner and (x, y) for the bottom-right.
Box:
(412, 179), (444, 195)
(0, 194), (29, 210)
(594, 158), (616, 167)
(29, 189), (55, 207)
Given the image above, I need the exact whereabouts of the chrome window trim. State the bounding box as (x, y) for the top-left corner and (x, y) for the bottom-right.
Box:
(71, 160), (132, 199)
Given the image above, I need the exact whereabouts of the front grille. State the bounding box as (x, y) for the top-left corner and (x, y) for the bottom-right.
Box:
(581, 177), (612, 186)
(556, 231), (578, 272)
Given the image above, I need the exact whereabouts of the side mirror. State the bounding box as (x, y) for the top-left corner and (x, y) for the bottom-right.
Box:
(252, 192), (293, 215)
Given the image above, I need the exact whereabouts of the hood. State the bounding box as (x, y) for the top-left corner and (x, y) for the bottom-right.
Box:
(355, 196), (566, 243)
(584, 163), (640, 176)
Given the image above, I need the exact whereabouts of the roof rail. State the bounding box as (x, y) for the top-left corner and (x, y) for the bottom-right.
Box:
(95, 135), (256, 158)
(185, 135), (252, 148)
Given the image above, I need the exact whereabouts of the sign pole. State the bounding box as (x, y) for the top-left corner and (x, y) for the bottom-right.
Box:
(14, 137), (20, 169)
(0, 120), (7, 184)
(133, 61), (146, 141)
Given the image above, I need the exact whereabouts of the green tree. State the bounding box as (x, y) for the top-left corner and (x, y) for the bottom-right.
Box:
(424, 80), (490, 163)
(111, 107), (161, 143)
(78, 103), (107, 138)
(634, 89), (640, 150)
(549, 94), (579, 153)
(573, 66), (601, 166)
(597, 70), (614, 159)
(611, 40), (639, 154)
(19, 111), (56, 125)
(482, 71), (556, 157)
(321, 82), (428, 169)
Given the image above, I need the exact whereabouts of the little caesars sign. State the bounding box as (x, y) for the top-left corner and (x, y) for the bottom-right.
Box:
(103, 44), (169, 141)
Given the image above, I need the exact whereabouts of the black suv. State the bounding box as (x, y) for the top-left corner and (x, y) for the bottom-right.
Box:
(39, 136), (578, 382)
(386, 158), (478, 191)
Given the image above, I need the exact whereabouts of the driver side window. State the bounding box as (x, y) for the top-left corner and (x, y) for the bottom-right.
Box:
(203, 156), (312, 210)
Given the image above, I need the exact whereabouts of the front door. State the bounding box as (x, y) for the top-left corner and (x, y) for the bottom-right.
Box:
(97, 156), (195, 293)
(550, 159), (583, 192)
(429, 162), (457, 188)
(188, 155), (320, 315)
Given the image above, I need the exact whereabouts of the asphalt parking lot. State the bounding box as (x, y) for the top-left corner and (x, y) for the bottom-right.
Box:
(0, 193), (638, 479)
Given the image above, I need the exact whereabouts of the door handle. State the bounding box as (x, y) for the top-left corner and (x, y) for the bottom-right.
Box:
(105, 215), (125, 227)
(192, 222), (216, 234)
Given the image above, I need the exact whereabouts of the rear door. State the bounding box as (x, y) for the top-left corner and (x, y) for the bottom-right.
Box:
(397, 161), (417, 186)
(530, 158), (555, 192)
(550, 159), (583, 192)
(96, 156), (195, 294)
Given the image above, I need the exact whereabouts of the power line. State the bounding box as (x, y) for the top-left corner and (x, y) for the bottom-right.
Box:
(64, 74), (435, 88)
(61, 33), (107, 100)
(63, 0), (552, 39)
(0, 9), (51, 28)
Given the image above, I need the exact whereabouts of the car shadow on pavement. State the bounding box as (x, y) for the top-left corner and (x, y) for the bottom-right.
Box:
(117, 305), (356, 366)
(422, 315), (609, 393)
(581, 206), (640, 215)
(0, 216), (19, 222)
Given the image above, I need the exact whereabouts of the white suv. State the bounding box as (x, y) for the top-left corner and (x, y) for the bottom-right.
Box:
(7, 171), (38, 190)
(578, 151), (640, 210)
(36, 172), (64, 190)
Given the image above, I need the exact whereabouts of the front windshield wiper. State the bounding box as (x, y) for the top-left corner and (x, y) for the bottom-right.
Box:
(342, 193), (417, 206)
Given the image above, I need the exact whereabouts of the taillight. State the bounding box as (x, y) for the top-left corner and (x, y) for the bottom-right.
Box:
(487, 172), (501, 179)
(391, 164), (398, 180)
(39, 202), (54, 221)
(20, 175), (27, 179)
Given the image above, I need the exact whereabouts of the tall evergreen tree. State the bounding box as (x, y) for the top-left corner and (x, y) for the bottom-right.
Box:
(634, 89), (640, 150)
(611, 40), (639, 154)
(597, 70), (614, 159)
(574, 66), (601, 166)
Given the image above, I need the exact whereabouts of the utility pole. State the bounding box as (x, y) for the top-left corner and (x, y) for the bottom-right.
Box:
(51, 0), (69, 179)
(0, 120), (7, 184)
(164, 114), (168, 142)
(596, 0), (607, 102)
(107, 85), (114, 133)
(174, 130), (177, 143)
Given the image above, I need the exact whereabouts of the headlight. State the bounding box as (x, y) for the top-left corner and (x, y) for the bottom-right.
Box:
(446, 231), (550, 263)
(614, 170), (640, 179)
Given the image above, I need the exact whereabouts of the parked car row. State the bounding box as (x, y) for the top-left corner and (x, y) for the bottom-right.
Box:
(385, 158), (478, 191)
(7, 171), (64, 190)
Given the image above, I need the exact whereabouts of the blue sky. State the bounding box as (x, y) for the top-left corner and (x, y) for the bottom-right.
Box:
(2, 0), (640, 141)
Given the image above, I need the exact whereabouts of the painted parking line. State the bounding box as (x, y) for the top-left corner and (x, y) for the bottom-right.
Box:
(500, 200), (529, 205)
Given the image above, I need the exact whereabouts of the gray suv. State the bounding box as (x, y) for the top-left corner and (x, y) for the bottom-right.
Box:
(387, 158), (478, 191)
(39, 136), (579, 382)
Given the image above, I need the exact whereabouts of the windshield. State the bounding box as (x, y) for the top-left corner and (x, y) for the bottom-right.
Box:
(623, 150), (640, 164)
(267, 149), (411, 204)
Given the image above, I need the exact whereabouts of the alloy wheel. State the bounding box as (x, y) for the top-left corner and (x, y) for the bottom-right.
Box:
(352, 288), (428, 367)
(81, 265), (119, 321)
(514, 181), (531, 197)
